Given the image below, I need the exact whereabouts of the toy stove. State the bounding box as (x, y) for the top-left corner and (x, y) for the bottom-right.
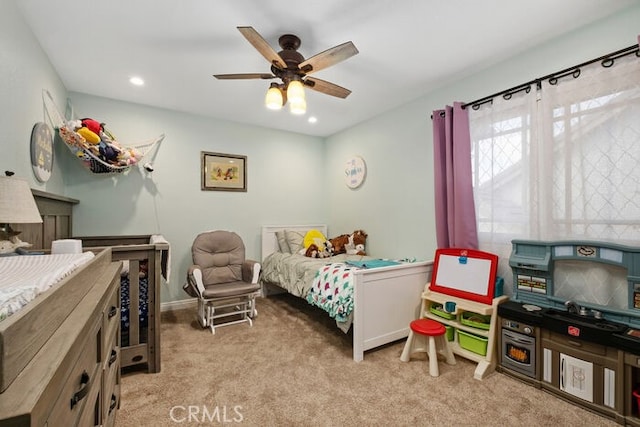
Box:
(498, 300), (543, 379)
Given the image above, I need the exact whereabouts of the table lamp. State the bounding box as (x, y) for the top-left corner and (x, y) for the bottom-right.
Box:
(0, 175), (43, 242)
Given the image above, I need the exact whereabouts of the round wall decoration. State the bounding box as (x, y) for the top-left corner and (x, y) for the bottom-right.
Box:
(345, 155), (366, 189)
(30, 122), (54, 182)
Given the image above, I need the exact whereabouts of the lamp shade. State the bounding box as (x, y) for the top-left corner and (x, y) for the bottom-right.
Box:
(265, 85), (283, 110)
(0, 176), (42, 224)
(289, 98), (307, 115)
(287, 80), (305, 104)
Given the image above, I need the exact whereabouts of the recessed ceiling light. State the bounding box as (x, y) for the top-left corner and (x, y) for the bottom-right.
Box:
(308, 116), (317, 124)
(129, 76), (145, 86)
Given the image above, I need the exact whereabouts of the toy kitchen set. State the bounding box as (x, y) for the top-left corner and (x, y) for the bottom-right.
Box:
(498, 239), (640, 425)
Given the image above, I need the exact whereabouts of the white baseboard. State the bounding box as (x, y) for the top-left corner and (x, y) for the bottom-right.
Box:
(161, 298), (197, 312)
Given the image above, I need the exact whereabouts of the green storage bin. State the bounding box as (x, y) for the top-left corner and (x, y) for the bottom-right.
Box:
(460, 312), (491, 330)
(430, 303), (455, 320)
(457, 329), (488, 356)
(445, 325), (454, 342)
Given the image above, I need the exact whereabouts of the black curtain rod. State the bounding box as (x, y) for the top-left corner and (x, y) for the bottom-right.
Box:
(461, 43), (640, 110)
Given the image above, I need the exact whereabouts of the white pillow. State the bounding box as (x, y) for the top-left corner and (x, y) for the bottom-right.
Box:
(275, 231), (290, 253)
(284, 229), (305, 254)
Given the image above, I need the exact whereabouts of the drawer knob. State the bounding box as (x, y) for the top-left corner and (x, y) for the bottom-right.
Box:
(108, 306), (118, 319)
(70, 371), (91, 409)
(109, 394), (118, 413)
(109, 349), (118, 366)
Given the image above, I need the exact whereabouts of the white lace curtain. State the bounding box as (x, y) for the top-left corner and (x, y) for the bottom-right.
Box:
(468, 51), (640, 294)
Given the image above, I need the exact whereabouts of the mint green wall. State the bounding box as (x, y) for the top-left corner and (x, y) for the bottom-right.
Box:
(3, 1), (639, 303)
(0, 1), (67, 194)
(325, 4), (640, 261)
(64, 93), (325, 302)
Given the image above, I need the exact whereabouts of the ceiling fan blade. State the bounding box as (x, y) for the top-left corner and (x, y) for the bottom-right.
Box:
(304, 77), (352, 99)
(237, 26), (286, 69)
(299, 41), (359, 74)
(214, 73), (276, 80)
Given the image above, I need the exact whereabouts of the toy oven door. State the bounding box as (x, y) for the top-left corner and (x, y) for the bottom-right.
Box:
(501, 329), (536, 378)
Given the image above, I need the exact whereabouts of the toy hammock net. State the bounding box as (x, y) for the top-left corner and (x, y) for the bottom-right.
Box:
(43, 90), (164, 174)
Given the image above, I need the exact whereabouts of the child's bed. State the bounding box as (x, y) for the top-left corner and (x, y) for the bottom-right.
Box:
(260, 225), (433, 362)
(79, 235), (169, 373)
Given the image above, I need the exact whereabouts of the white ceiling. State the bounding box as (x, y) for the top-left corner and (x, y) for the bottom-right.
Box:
(17, 0), (637, 137)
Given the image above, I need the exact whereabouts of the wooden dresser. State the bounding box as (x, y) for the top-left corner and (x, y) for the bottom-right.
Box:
(0, 256), (121, 426)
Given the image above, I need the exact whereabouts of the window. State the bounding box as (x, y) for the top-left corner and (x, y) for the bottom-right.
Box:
(468, 52), (640, 292)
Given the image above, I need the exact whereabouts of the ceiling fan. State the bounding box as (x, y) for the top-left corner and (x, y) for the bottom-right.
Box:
(214, 26), (359, 114)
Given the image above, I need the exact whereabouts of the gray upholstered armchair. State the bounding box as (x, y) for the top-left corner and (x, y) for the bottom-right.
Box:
(183, 230), (261, 334)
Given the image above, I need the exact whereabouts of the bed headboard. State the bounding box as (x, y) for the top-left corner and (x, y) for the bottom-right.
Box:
(16, 190), (79, 250)
(261, 224), (327, 261)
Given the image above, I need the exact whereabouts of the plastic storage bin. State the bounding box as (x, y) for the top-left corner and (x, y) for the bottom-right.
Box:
(460, 312), (491, 330)
(445, 326), (454, 341)
(457, 329), (488, 356)
(430, 303), (455, 320)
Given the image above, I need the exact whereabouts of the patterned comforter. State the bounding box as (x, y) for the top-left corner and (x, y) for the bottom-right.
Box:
(306, 263), (358, 323)
(260, 252), (372, 332)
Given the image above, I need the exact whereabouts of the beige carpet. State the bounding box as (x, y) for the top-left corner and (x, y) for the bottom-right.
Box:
(117, 294), (617, 426)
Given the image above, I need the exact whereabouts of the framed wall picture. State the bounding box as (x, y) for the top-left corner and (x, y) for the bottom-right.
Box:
(201, 151), (247, 192)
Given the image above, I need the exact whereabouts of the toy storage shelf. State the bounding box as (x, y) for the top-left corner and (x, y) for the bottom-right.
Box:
(420, 288), (508, 380)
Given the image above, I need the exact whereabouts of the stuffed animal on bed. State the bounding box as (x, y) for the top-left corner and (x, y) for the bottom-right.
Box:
(328, 234), (350, 255)
(346, 230), (368, 256)
(304, 240), (333, 258)
(322, 240), (334, 257)
(303, 229), (332, 258)
(305, 243), (320, 258)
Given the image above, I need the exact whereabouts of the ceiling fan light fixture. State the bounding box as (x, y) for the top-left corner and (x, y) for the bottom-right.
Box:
(287, 79), (305, 104)
(265, 83), (283, 110)
(289, 98), (306, 115)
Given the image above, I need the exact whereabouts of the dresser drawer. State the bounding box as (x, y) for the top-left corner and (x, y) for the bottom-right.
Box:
(103, 276), (120, 362)
(76, 370), (101, 427)
(103, 346), (120, 421)
(46, 320), (101, 427)
(104, 323), (119, 372)
(103, 384), (120, 427)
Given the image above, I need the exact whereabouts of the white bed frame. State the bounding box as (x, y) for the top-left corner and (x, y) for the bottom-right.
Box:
(261, 225), (433, 362)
